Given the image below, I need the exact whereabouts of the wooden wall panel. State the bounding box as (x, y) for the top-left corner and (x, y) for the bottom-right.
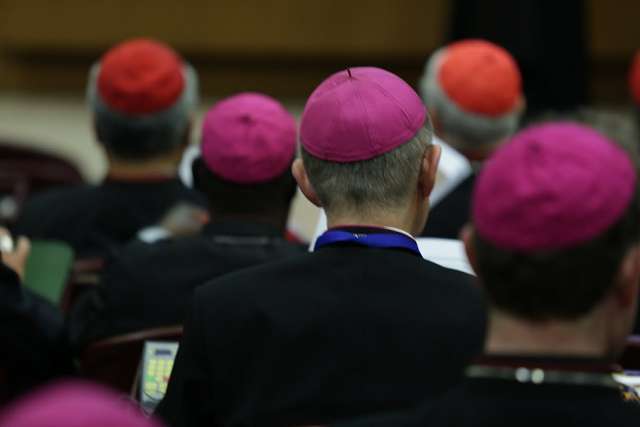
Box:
(588, 0), (640, 60)
(0, 0), (448, 58)
(0, 0), (638, 103)
(0, 0), (449, 96)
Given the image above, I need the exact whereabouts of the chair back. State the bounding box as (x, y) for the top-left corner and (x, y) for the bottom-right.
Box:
(23, 240), (74, 305)
(620, 335), (640, 370)
(79, 325), (183, 394)
(60, 257), (105, 313)
(0, 142), (83, 223)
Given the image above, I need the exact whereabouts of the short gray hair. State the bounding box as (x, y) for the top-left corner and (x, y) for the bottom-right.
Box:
(87, 63), (199, 160)
(301, 126), (433, 216)
(533, 107), (640, 168)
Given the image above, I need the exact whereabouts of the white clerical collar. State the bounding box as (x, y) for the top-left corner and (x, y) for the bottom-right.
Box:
(383, 226), (416, 241)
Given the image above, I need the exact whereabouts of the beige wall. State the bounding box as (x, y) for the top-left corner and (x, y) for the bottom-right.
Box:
(0, 0), (449, 97)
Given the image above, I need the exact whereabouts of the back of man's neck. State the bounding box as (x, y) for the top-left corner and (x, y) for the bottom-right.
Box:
(486, 309), (609, 359)
(107, 159), (178, 181)
(326, 213), (416, 237)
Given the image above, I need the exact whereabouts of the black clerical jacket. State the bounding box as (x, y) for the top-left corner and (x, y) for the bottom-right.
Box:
(421, 174), (475, 239)
(13, 178), (205, 258)
(334, 355), (640, 427)
(156, 234), (486, 427)
(68, 221), (305, 350)
(0, 262), (72, 403)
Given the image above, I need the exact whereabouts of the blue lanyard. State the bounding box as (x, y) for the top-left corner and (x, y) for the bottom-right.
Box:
(314, 229), (421, 256)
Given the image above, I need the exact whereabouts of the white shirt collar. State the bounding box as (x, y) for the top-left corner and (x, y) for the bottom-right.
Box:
(383, 226), (416, 241)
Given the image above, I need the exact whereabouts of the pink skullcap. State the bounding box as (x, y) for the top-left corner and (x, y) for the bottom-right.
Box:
(438, 39), (522, 116)
(0, 381), (164, 427)
(629, 51), (640, 104)
(97, 38), (185, 115)
(300, 67), (427, 162)
(473, 122), (636, 251)
(201, 92), (297, 183)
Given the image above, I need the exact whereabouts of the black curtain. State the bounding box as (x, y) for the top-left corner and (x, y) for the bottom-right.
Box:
(450, 0), (588, 119)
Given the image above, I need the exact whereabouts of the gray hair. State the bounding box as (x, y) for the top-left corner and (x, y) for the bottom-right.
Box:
(87, 63), (199, 160)
(533, 107), (640, 169)
(301, 126), (433, 216)
(419, 48), (522, 149)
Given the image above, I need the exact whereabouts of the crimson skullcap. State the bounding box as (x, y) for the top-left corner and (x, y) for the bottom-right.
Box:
(438, 39), (522, 116)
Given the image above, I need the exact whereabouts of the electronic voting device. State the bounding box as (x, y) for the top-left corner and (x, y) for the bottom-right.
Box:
(140, 341), (179, 412)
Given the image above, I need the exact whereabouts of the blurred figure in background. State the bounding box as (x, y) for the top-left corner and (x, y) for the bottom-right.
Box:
(338, 123), (640, 426)
(156, 67), (486, 427)
(419, 39), (524, 239)
(12, 38), (204, 258)
(68, 93), (304, 350)
(629, 51), (640, 130)
(0, 381), (164, 427)
(0, 230), (73, 404)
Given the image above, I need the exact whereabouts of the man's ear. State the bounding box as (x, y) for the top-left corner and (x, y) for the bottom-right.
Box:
(614, 245), (640, 308)
(461, 223), (480, 277)
(292, 158), (322, 207)
(418, 144), (442, 199)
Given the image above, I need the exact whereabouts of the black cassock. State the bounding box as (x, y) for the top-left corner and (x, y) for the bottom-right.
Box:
(68, 221), (305, 350)
(421, 174), (475, 240)
(0, 262), (73, 403)
(12, 177), (205, 258)
(156, 229), (487, 427)
(334, 355), (640, 427)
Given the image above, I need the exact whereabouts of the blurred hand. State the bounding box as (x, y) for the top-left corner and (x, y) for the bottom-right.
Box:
(0, 228), (30, 281)
(159, 203), (210, 238)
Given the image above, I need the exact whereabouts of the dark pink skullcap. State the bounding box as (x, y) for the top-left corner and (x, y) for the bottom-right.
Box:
(0, 381), (164, 427)
(300, 67), (427, 162)
(473, 122), (636, 251)
(201, 92), (297, 183)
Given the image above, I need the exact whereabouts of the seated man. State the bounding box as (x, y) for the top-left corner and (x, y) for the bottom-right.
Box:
(68, 93), (304, 349)
(0, 231), (73, 403)
(339, 122), (640, 426)
(13, 38), (204, 258)
(419, 39), (524, 239)
(629, 51), (640, 136)
(156, 67), (486, 427)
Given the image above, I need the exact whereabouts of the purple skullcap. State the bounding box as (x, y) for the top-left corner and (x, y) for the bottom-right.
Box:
(201, 92), (297, 184)
(0, 381), (164, 427)
(300, 66), (427, 162)
(473, 122), (636, 251)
